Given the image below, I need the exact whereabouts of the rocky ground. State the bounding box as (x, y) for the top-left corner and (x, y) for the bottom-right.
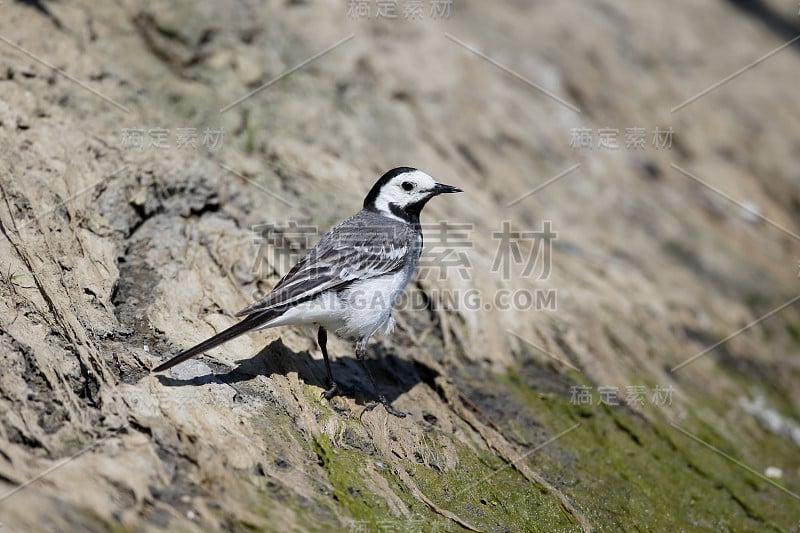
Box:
(0, 0), (799, 531)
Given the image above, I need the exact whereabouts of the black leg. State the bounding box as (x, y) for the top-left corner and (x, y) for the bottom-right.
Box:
(318, 327), (339, 399)
(356, 339), (408, 418)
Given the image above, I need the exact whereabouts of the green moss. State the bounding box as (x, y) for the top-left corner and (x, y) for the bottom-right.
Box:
(73, 511), (136, 533)
(211, 359), (798, 532)
(312, 434), (376, 523)
(407, 440), (579, 532)
(499, 371), (797, 532)
(302, 389), (580, 531)
(311, 434), (457, 531)
(787, 322), (800, 344)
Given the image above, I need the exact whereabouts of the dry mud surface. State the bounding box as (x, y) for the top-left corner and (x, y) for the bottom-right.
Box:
(0, 1), (799, 531)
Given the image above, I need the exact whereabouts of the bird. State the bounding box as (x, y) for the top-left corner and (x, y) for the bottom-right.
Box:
(152, 167), (462, 417)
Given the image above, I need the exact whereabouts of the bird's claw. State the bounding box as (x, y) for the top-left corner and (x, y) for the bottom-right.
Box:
(361, 395), (408, 418)
(321, 381), (340, 400)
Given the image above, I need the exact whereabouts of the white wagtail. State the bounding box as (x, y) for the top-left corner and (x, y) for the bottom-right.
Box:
(152, 167), (462, 417)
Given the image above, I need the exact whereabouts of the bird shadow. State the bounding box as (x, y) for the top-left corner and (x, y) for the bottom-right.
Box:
(155, 338), (439, 408)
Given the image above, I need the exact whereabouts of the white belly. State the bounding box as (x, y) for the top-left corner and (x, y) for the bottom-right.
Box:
(337, 270), (408, 339)
(260, 270), (410, 341)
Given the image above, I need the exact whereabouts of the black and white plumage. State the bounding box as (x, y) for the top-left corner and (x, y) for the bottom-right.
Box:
(152, 167), (462, 417)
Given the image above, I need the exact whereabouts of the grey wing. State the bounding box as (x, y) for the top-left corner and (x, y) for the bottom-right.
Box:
(235, 220), (412, 317)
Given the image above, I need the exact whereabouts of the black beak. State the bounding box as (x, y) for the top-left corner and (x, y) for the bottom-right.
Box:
(431, 182), (463, 194)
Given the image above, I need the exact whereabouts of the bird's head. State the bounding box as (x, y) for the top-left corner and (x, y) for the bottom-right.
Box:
(363, 167), (462, 223)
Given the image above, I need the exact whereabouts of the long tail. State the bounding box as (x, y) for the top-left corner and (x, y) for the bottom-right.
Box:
(151, 310), (278, 373)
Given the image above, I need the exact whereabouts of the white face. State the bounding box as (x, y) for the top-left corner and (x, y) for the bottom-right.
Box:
(373, 170), (438, 216)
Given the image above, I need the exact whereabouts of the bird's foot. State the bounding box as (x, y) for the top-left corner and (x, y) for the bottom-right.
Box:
(321, 381), (340, 400)
(361, 395), (408, 418)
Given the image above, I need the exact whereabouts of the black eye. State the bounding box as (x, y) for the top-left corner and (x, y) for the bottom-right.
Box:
(401, 181), (414, 191)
